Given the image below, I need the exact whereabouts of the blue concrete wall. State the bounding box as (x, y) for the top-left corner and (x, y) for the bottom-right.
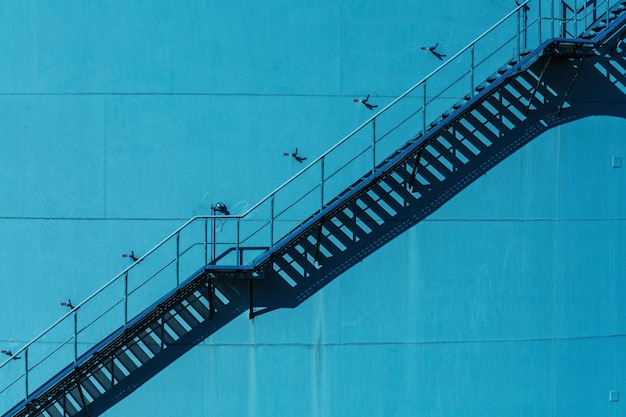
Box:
(1, 1), (625, 416)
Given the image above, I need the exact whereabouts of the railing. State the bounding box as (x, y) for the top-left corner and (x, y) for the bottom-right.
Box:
(1, 0), (620, 413)
(558, 0), (612, 37)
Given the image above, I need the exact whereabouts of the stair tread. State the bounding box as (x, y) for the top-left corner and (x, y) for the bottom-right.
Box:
(322, 219), (356, 249)
(334, 209), (371, 238)
(419, 147), (453, 176)
(369, 182), (405, 212)
(453, 121), (490, 152)
(439, 129), (480, 158)
(405, 152), (441, 185)
(297, 236), (329, 264)
(428, 138), (466, 168)
(463, 111), (503, 142)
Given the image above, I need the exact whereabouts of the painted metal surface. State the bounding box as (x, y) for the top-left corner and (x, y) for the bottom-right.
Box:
(0, 1), (625, 416)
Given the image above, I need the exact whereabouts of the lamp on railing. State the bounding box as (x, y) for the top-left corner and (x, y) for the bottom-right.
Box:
(516, 0), (530, 11)
(354, 94), (378, 110)
(1, 350), (20, 360)
(290, 148), (307, 163)
(122, 250), (139, 262)
(421, 43), (447, 60)
(211, 202), (230, 215)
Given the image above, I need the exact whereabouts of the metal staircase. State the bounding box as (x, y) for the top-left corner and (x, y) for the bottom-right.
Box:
(3, 1), (626, 416)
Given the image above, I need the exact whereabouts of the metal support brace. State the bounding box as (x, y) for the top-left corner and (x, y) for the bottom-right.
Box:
(313, 222), (324, 267)
(208, 279), (215, 320)
(109, 358), (115, 386)
(556, 56), (586, 117)
(159, 319), (165, 350)
(407, 148), (424, 192)
(249, 280), (254, 319)
(525, 55), (553, 115)
(75, 376), (91, 417)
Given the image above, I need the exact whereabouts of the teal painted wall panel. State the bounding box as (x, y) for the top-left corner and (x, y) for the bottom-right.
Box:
(1, 1), (625, 416)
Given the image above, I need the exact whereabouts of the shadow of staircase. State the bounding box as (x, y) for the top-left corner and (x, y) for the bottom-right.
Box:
(5, 5), (626, 417)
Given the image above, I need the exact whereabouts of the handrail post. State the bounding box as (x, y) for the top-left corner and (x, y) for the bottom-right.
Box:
(522, 1), (528, 51)
(211, 217), (216, 262)
(124, 272), (129, 324)
(73, 310), (78, 363)
(204, 218), (209, 265)
(236, 218), (241, 265)
(539, 0), (543, 42)
(574, 0), (578, 36)
(320, 157), (325, 209)
(270, 195), (275, 246)
(24, 347), (28, 399)
(517, 5), (521, 57)
(470, 45), (475, 97)
(561, 0), (565, 37)
(372, 118), (377, 174)
(422, 81), (427, 133)
(176, 232), (180, 286)
(552, 0), (556, 38)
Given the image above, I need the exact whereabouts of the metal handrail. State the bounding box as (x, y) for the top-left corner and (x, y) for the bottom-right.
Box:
(239, 1), (534, 220)
(2, 0), (622, 412)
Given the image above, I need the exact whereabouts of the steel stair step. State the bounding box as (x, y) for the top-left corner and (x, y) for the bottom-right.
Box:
(296, 237), (329, 264)
(79, 377), (103, 401)
(146, 322), (176, 347)
(187, 293), (211, 321)
(345, 203), (378, 233)
(160, 313), (187, 340)
(419, 148), (453, 176)
(475, 81), (490, 92)
(283, 246), (319, 277)
(213, 280), (243, 304)
(473, 100), (517, 134)
(381, 171), (419, 202)
(45, 404), (64, 417)
(453, 99), (467, 109)
(370, 182), (406, 212)
(175, 301), (202, 329)
(428, 138), (467, 169)
(60, 396), (80, 417)
(391, 157), (431, 194)
(115, 349), (140, 374)
(67, 386), (89, 411)
(484, 95), (523, 128)
(136, 329), (163, 356)
(404, 152), (441, 185)
(91, 366), (113, 391)
(382, 171), (417, 203)
(439, 129), (481, 158)
(334, 209), (372, 240)
(452, 121), (490, 152)
(497, 84), (531, 116)
(358, 193), (395, 222)
(111, 358), (129, 382)
(273, 255), (306, 281)
(314, 228), (345, 256)
(322, 219), (356, 250)
(469, 105), (508, 136)
(506, 73), (543, 99)
(463, 111), (503, 142)
(126, 338), (153, 364)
